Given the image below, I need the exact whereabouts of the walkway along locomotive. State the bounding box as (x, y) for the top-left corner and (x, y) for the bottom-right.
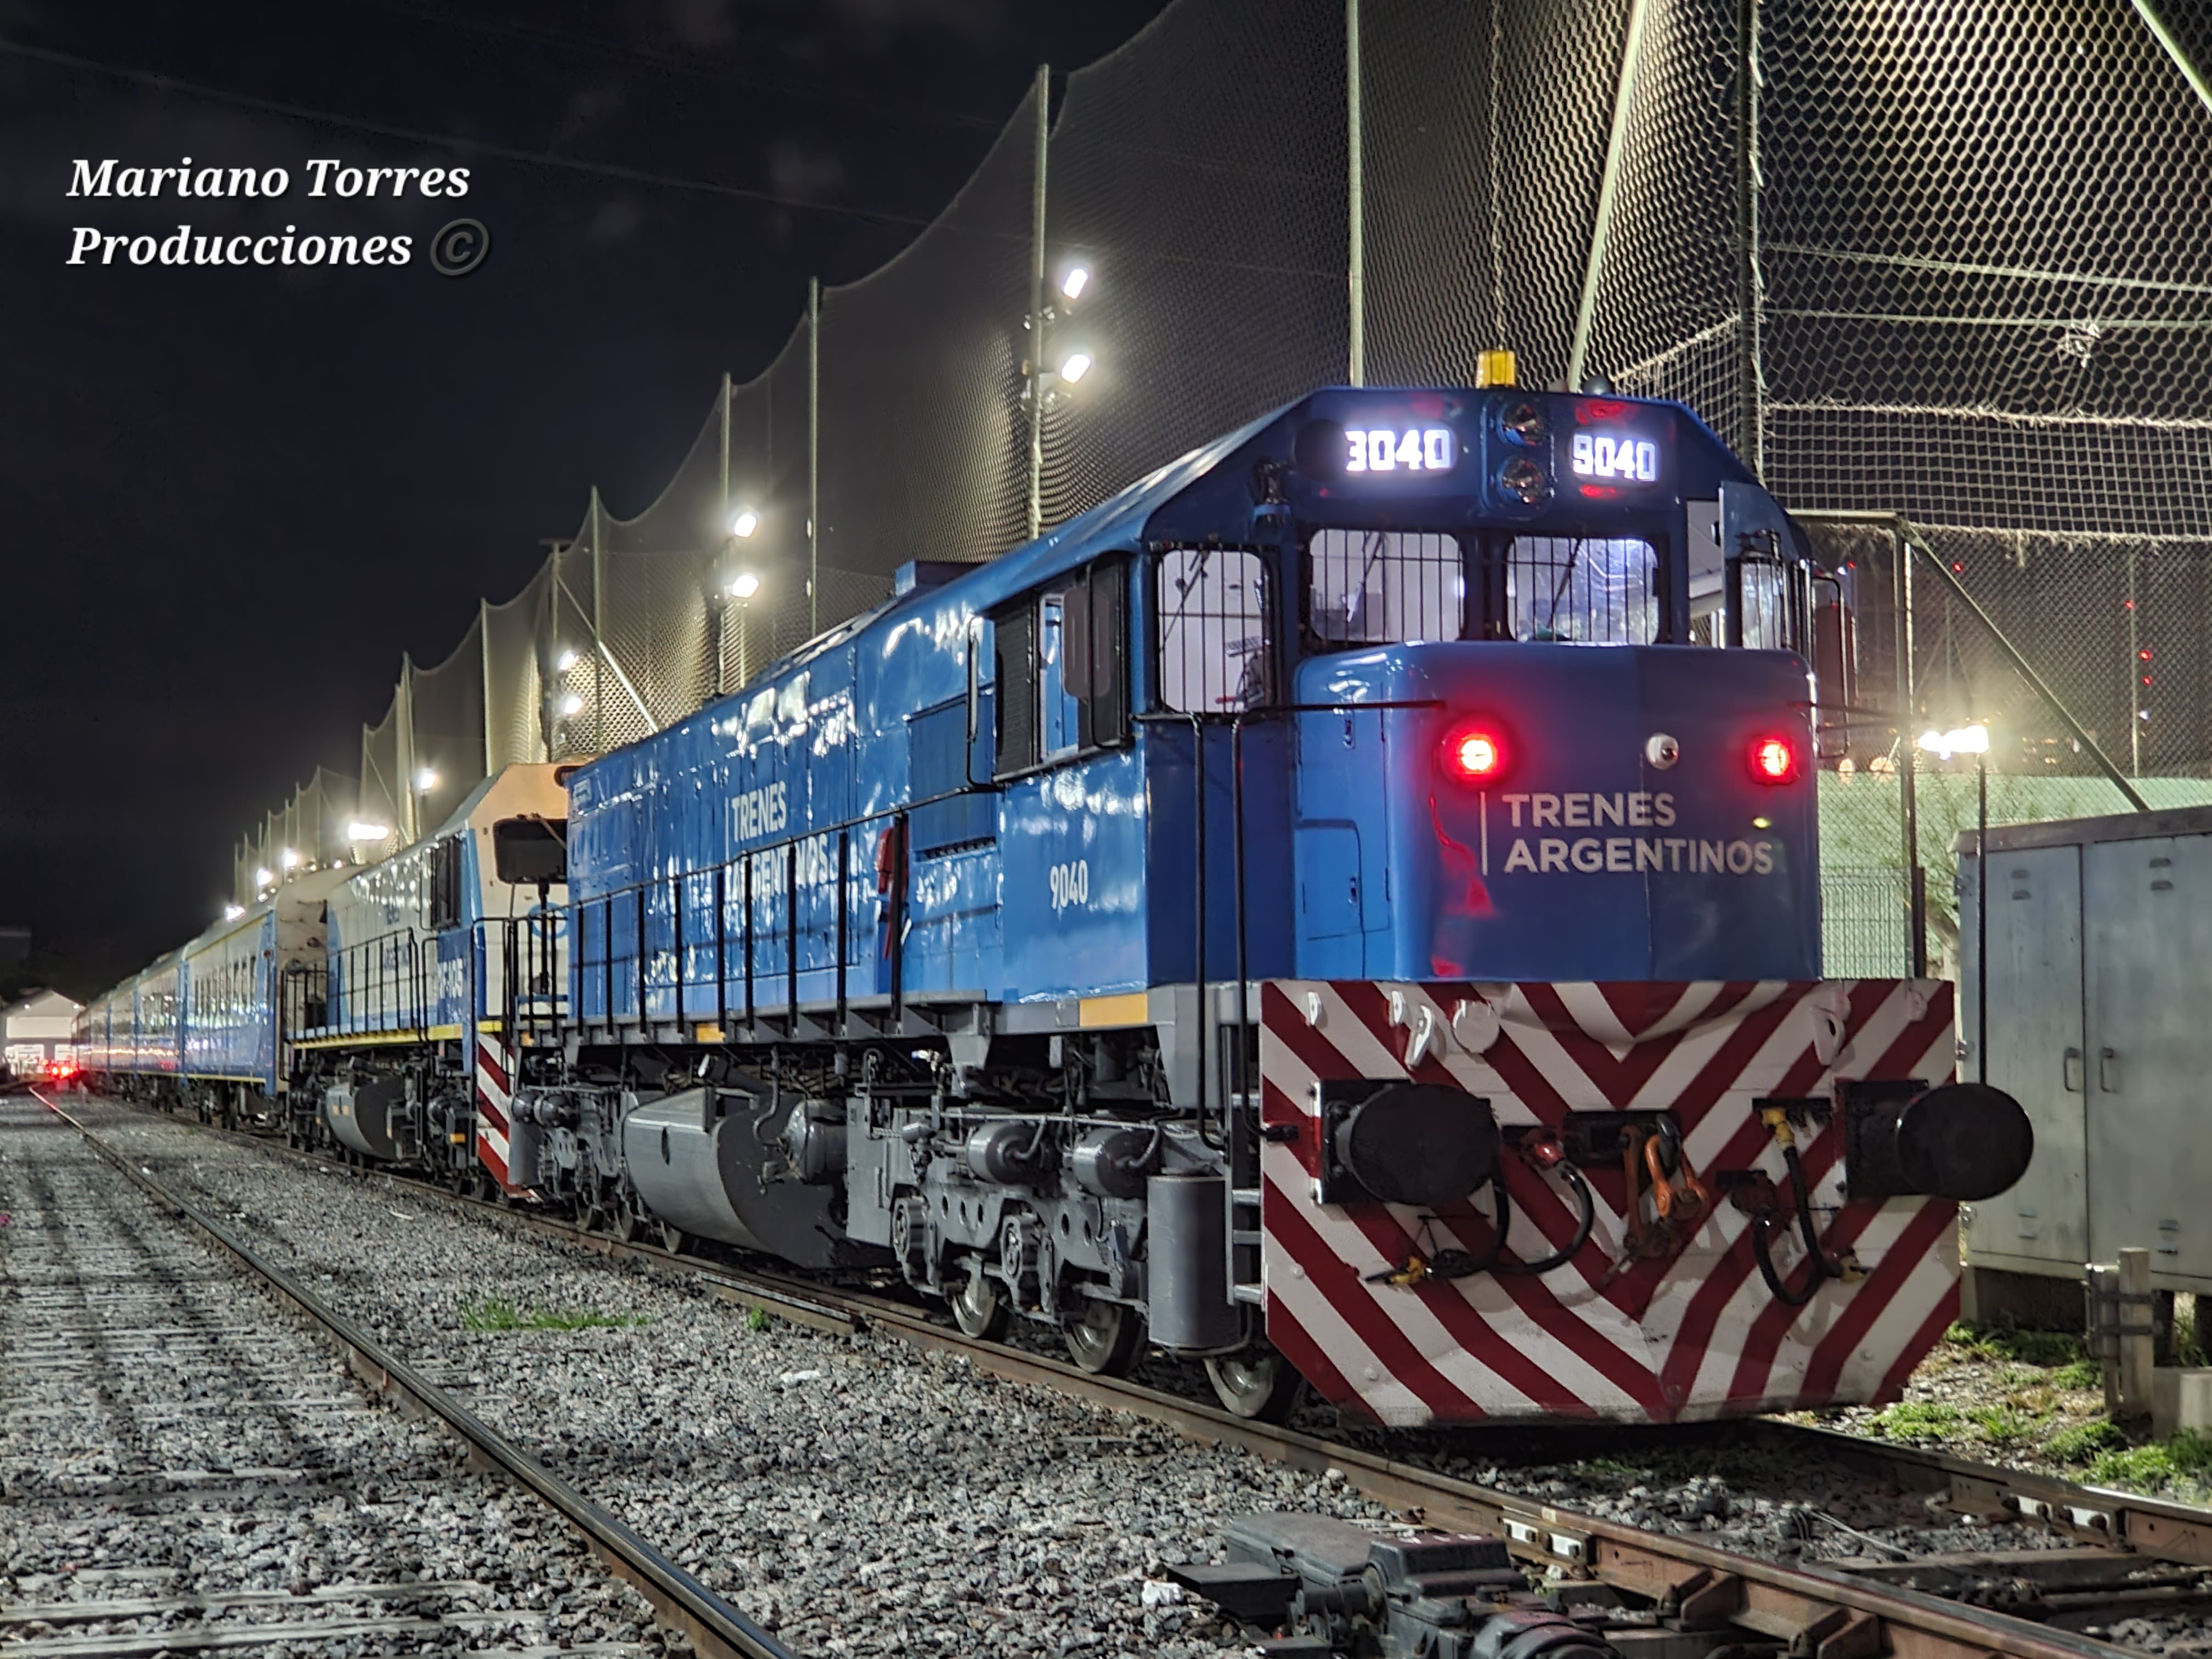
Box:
(79, 379), (2034, 1426)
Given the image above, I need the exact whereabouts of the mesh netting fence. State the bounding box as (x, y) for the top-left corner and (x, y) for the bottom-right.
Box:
(234, 768), (358, 906)
(238, 0), (2212, 909)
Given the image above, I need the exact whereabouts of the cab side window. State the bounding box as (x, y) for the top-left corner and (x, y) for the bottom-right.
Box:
(992, 559), (1127, 778)
(1159, 546), (1272, 713)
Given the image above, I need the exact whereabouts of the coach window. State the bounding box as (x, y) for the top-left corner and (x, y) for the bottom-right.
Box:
(1503, 535), (1660, 644)
(1159, 546), (1272, 713)
(993, 559), (1128, 779)
(1306, 529), (1465, 648)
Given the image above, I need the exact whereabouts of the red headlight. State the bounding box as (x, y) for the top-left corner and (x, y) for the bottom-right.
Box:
(1749, 734), (1799, 783)
(1440, 720), (1509, 783)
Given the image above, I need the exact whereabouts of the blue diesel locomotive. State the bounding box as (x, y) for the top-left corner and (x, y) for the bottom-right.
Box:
(494, 382), (2028, 1423)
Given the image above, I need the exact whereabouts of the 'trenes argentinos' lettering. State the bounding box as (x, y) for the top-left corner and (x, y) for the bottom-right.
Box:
(1501, 836), (1776, 876)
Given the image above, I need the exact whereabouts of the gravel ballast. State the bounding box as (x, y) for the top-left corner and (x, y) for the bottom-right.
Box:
(0, 1097), (658, 1659)
(44, 1096), (2212, 1656)
(54, 1100), (1399, 1658)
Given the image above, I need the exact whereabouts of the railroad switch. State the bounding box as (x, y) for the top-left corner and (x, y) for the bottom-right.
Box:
(1168, 1513), (1625, 1659)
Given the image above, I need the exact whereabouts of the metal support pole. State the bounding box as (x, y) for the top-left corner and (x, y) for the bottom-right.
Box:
(590, 490), (608, 753)
(1735, 0), (1764, 476)
(478, 599), (495, 778)
(1567, 0), (1650, 390)
(2134, 0), (2212, 117)
(1977, 752), (1988, 1087)
(808, 278), (821, 635)
(1892, 518), (1926, 976)
(719, 370), (733, 698)
(1026, 63), (1050, 540)
(2127, 548), (2142, 779)
(1346, 0), (1364, 387)
(540, 557), (557, 763)
(397, 655), (417, 845)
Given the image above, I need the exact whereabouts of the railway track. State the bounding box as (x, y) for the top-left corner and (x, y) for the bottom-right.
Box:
(2, 1094), (794, 1659)
(43, 1091), (2212, 1658)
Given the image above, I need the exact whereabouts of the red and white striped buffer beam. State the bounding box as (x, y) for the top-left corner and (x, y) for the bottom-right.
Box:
(1259, 978), (1968, 1426)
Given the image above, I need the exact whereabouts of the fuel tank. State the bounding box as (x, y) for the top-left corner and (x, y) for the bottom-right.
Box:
(323, 1076), (402, 1161)
(620, 1087), (847, 1269)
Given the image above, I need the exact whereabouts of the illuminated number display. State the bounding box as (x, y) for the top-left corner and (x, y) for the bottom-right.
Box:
(1345, 426), (1457, 474)
(1570, 431), (1662, 484)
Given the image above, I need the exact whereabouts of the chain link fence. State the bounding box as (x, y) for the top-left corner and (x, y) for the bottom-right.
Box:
(234, 0), (2212, 924)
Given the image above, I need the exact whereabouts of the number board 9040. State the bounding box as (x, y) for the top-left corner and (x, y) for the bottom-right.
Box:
(1570, 431), (1661, 484)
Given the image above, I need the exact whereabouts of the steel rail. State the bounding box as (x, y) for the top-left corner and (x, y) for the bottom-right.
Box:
(82, 1094), (2200, 1659)
(33, 1091), (803, 1659)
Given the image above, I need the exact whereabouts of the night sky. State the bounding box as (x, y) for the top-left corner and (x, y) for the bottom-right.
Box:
(0, 0), (1168, 998)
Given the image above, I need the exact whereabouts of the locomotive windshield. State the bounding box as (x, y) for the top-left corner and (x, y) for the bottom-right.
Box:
(1308, 529), (1465, 645)
(1303, 527), (1662, 649)
(1503, 535), (1660, 644)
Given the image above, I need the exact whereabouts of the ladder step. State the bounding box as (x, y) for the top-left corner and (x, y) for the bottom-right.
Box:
(1232, 1284), (1267, 1305)
(1231, 1229), (1263, 1247)
(1232, 1188), (1262, 1206)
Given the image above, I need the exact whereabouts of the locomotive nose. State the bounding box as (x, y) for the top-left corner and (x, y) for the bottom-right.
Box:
(1895, 1081), (2035, 1201)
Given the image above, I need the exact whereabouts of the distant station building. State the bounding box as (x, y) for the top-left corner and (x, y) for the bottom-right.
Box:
(4, 988), (81, 1074)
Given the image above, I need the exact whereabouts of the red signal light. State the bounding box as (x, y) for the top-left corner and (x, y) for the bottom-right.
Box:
(1749, 735), (1799, 783)
(1440, 719), (1509, 783)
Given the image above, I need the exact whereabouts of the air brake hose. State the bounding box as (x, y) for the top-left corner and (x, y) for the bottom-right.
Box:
(1750, 1118), (1846, 1306)
(1373, 1150), (1598, 1285)
(1496, 1161), (1596, 1276)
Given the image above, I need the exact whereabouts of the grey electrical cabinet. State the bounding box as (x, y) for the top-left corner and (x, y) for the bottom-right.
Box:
(1962, 804), (2212, 1291)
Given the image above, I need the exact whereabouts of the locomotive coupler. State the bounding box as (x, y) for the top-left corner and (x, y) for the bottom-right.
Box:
(1167, 1514), (1624, 1659)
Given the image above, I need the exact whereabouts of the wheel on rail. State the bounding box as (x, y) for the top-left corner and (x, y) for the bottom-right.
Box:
(447, 1164), (470, 1198)
(1062, 1299), (1144, 1378)
(658, 1222), (691, 1256)
(949, 1261), (1011, 1342)
(1205, 1348), (1306, 1423)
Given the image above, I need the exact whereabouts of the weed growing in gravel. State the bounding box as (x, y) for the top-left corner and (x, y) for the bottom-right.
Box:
(2089, 1429), (2212, 1498)
(1868, 1401), (1961, 1441)
(461, 1296), (646, 1333)
(1970, 1404), (2036, 1446)
(744, 1305), (771, 1334)
(2042, 1419), (2126, 1464)
(1944, 1320), (2090, 1370)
